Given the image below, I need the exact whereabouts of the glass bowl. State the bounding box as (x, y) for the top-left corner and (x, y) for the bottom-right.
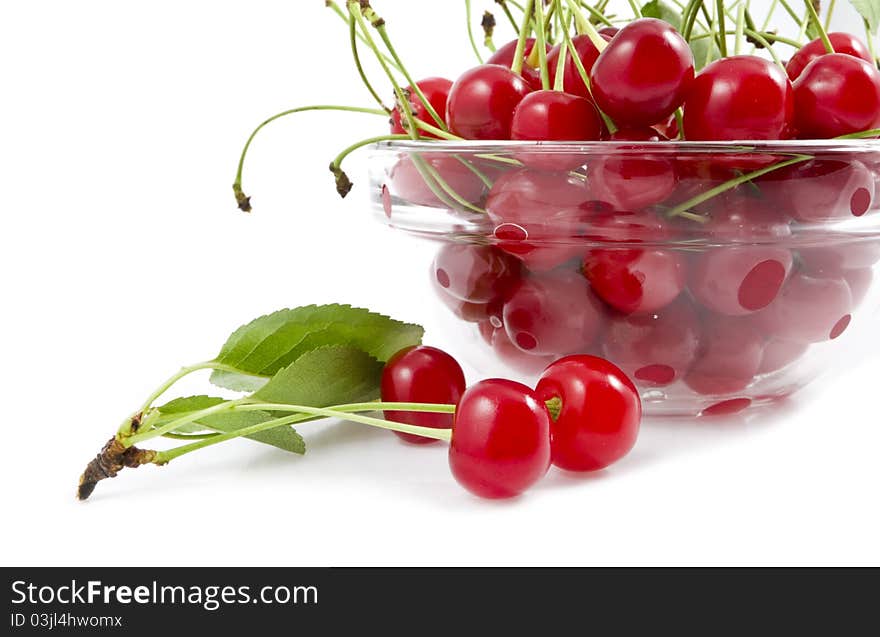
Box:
(368, 139), (880, 417)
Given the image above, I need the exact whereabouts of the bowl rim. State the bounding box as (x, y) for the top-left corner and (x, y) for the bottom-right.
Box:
(372, 139), (880, 154)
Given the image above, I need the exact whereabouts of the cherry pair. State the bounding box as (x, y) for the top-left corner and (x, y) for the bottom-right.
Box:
(381, 346), (641, 499)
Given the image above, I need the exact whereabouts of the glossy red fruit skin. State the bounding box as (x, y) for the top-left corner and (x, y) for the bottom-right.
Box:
(478, 321), (555, 376)
(432, 243), (521, 303)
(381, 346), (467, 444)
(793, 54), (880, 139)
(390, 77), (452, 139)
(603, 297), (702, 387)
(584, 248), (686, 314)
(754, 273), (853, 343)
(502, 269), (605, 355)
(389, 155), (486, 208)
(546, 34), (612, 99)
(760, 159), (875, 222)
(431, 275), (501, 324)
(610, 127), (667, 142)
(683, 56), (794, 140)
(684, 316), (765, 395)
(487, 38), (546, 90)
(510, 90), (603, 170)
(536, 355), (641, 472)
(786, 32), (874, 81)
(486, 169), (593, 269)
(590, 18), (695, 127)
(587, 151), (677, 210)
(446, 64), (532, 140)
(449, 379), (551, 499)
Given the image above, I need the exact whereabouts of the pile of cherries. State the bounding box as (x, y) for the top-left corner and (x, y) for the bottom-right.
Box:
(379, 14), (880, 412)
(381, 346), (641, 498)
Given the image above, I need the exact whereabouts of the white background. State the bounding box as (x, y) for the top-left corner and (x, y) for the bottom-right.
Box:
(2, 1), (878, 566)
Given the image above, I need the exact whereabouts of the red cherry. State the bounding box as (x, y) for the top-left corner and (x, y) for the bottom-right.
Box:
(757, 339), (808, 375)
(688, 198), (793, 315)
(478, 321), (555, 375)
(431, 275), (500, 323)
(603, 297), (702, 387)
(486, 168), (594, 268)
(510, 90), (602, 170)
(584, 248), (686, 314)
(684, 316), (765, 395)
(786, 32), (874, 81)
(446, 64), (532, 139)
(843, 267), (873, 307)
(546, 34), (612, 98)
(390, 77), (452, 139)
(502, 269), (605, 355)
(487, 38), (547, 90)
(381, 346), (466, 444)
(793, 54), (880, 139)
(798, 243), (880, 276)
(599, 27), (620, 38)
(683, 56), (794, 140)
(587, 150), (677, 210)
(389, 155), (486, 209)
(449, 379), (551, 498)
(755, 273), (853, 343)
(536, 355), (641, 472)
(690, 248), (793, 315)
(760, 159), (875, 222)
(590, 18), (694, 127)
(432, 243), (520, 304)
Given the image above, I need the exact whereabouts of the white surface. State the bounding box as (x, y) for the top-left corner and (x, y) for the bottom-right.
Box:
(2, 1), (878, 567)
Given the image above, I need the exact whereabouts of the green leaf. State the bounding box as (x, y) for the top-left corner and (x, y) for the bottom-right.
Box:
(253, 345), (384, 407)
(850, 0), (880, 34)
(210, 304), (423, 391)
(156, 395), (305, 453)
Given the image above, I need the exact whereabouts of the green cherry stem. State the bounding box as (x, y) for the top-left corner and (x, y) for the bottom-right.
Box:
(465, 0), (485, 63)
(232, 104), (386, 211)
(365, 5), (447, 130)
(835, 127), (880, 139)
(349, 9), (391, 111)
(534, 0), (550, 89)
(330, 133), (410, 198)
(511, 0), (536, 75)
(803, 0), (834, 53)
(496, 0), (521, 31)
(864, 19), (879, 67)
(715, 0), (728, 56)
(824, 0), (837, 32)
(565, 0), (607, 51)
(134, 361), (254, 415)
(668, 154), (813, 219)
(734, 3), (745, 55)
(325, 0), (402, 71)
(576, 2), (614, 27)
(553, 8), (568, 91)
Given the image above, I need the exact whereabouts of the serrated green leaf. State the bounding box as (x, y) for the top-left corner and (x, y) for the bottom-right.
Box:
(209, 304), (423, 391)
(156, 395), (304, 453)
(253, 345), (384, 407)
(850, 0), (880, 34)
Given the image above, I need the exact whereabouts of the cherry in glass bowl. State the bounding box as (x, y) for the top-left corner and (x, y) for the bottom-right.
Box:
(369, 140), (880, 417)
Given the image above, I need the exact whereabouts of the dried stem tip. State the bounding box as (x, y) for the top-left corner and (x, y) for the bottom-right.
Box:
(77, 437), (157, 501)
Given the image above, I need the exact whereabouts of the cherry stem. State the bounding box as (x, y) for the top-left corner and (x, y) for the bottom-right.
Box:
(483, 11), (498, 51)
(495, 0), (521, 31)
(559, 4), (617, 132)
(330, 133), (410, 198)
(675, 108), (685, 140)
(565, 0), (607, 52)
(824, 0), (837, 32)
(745, 29), (785, 67)
(715, 0), (728, 56)
(803, 0), (834, 53)
(232, 105), (386, 211)
(324, 0), (402, 72)
(667, 154), (813, 219)
(465, 0), (485, 63)
(511, 0), (536, 75)
(682, 0), (706, 41)
(348, 9), (392, 112)
(835, 127), (880, 139)
(576, 2), (614, 27)
(734, 3), (745, 55)
(625, 0), (642, 19)
(553, 7), (569, 91)
(863, 19), (879, 67)
(534, 0), (551, 89)
(413, 154), (488, 214)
